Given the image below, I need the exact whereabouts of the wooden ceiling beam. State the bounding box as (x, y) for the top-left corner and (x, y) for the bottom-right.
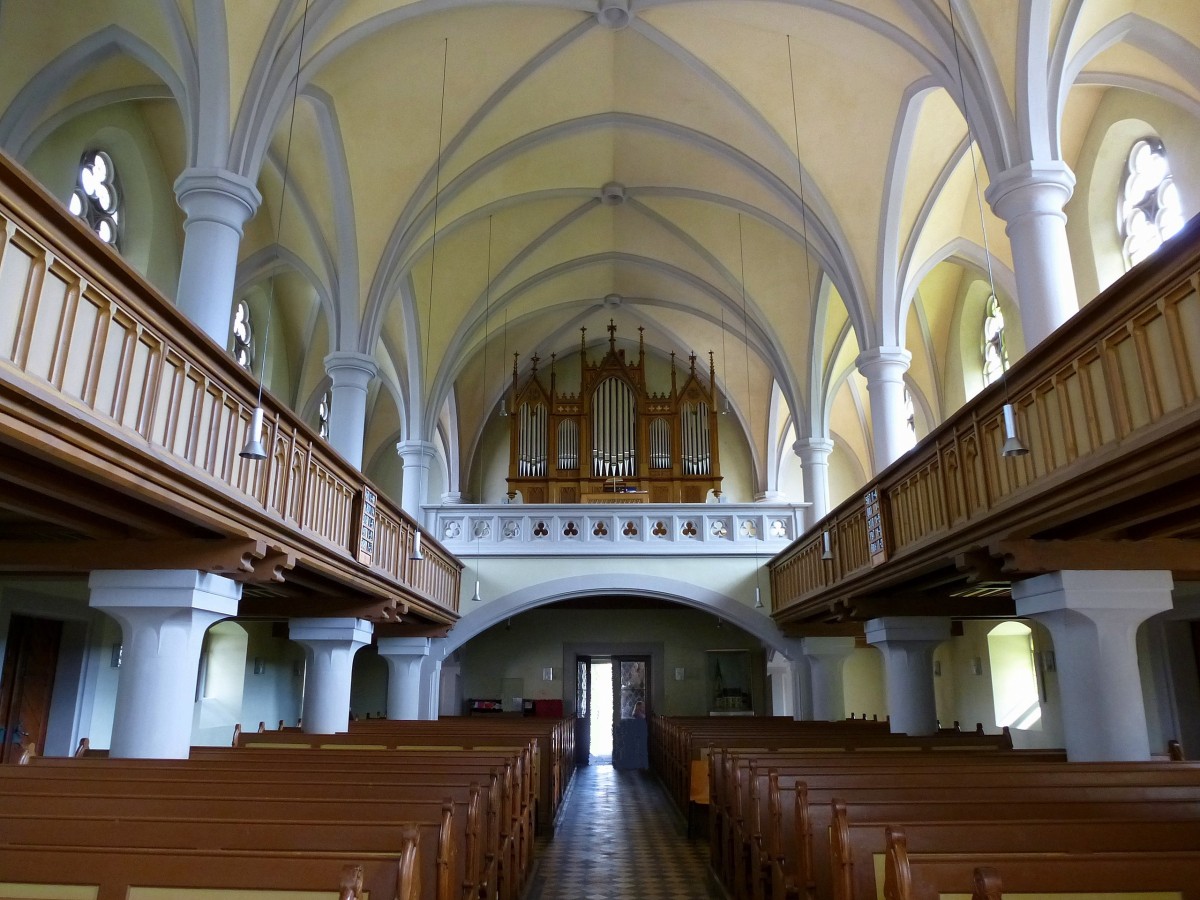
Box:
(0, 482), (130, 539)
(0, 538), (291, 580)
(994, 538), (1200, 578)
(0, 454), (199, 538)
(238, 595), (409, 624)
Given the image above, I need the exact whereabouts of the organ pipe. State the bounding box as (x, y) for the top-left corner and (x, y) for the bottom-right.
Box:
(505, 321), (721, 502)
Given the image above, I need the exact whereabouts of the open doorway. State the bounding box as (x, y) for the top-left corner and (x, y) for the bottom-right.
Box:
(588, 659), (613, 763)
(576, 655), (649, 767)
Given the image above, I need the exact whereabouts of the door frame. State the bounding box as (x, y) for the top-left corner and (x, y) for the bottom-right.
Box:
(563, 641), (664, 722)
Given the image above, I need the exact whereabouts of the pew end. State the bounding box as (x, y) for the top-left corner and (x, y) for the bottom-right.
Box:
(972, 866), (1002, 900)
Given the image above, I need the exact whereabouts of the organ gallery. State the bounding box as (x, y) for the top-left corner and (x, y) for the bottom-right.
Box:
(506, 321), (723, 504)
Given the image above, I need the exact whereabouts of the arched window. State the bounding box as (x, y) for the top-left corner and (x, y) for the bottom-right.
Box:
(986, 621), (1042, 730)
(1120, 138), (1184, 268)
(318, 391), (330, 440)
(231, 299), (254, 371)
(68, 150), (121, 248)
(981, 294), (1007, 386)
(903, 387), (916, 439)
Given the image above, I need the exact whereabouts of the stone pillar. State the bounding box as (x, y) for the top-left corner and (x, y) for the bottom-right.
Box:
(323, 352), (378, 469)
(1012, 570), (1173, 761)
(855, 347), (912, 472)
(801, 636), (856, 722)
(865, 616), (950, 735)
(985, 160), (1079, 347)
(419, 639), (447, 720)
(289, 618), (373, 734)
(88, 570), (241, 758)
(439, 658), (463, 717)
(780, 638), (814, 721)
(377, 636), (430, 720)
(173, 168), (262, 344)
(793, 437), (834, 528)
(396, 440), (439, 516)
(766, 650), (792, 718)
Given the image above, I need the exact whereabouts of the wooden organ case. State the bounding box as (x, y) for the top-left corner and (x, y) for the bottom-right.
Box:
(506, 321), (722, 504)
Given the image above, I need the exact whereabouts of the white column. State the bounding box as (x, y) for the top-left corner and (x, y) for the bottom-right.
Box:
(855, 347), (912, 472)
(793, 437), (834, 529)
(396, 440), (439, 516)
(801, 636), (856, 722)
(767, 650), (792, 718)
(985, 160), (1079, 347)
(419, 638), (447, 720)
(865, 616), (950, 735)
(88, 570), (241, 758)
(780, 638), (814, 721)
(377, 636), (430, 720)
(439, 658), (463, 716)
(323, 351), (378, 469)
(290, 617), (373, 734)
(1012, 570), (1173, 762)
(173, 168), (262, 344)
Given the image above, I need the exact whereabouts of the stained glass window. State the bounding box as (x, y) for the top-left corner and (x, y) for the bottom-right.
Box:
(1120, 138), (1184, 268)
(68, 150), (120, 247)
(982, 294), (1007, 386)
(318, 391), (330, 439)
(232, 300), (253, 371)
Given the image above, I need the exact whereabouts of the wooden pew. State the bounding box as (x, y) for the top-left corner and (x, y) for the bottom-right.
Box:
(221, 732), (538, 859)
(0, 848), (419, 900)
(716, 752), (1200, 900)
(884, 828), (1200, 900)
(830, 799), (1200, 900)
(0, 801), (463, 900)
(8, 747), (535, 900)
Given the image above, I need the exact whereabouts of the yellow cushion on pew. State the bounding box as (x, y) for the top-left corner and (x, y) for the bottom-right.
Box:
(318, 744), (388, 750)
(0, 885), (98, 900)
(129, 890), (346, 900)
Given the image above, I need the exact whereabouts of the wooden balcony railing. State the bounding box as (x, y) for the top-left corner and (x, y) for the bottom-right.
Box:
(0, 153), (459, 622)
(770, 215), (1200, 623)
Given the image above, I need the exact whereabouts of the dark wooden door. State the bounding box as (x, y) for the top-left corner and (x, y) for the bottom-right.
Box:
(0, 614), (63, 762)
(574, 655), (592, 766)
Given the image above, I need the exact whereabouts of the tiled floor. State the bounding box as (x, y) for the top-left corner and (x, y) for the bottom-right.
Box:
(524, 764), (722, 900)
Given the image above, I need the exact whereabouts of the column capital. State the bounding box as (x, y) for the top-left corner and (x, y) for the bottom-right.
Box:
(985, 160), (1076, 223)
(800, 635), (857, 659)
(324, 351), (379, 388)
(754, 490), (788, 503)
(865, 616), (951, 646)
(1012, 569), (1174, 617)
(88, 569), (241, 615)
(173, 167), (262, 233)
(396, 440), (439, 464)
(855, 346), (911, 383)
(289, 617), (374, 645)
(792, 437), (834, 462)
(377, 636), (432, 657)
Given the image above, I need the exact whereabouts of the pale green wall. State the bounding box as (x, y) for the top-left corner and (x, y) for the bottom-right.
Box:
(457, 607), (766, 717)
(461, 554), (771, 618)
(842, 646), (885, 720)
(24, 102), (184, 297)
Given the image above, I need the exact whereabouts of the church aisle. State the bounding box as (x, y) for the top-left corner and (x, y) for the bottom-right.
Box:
(524, 764), (721, 900)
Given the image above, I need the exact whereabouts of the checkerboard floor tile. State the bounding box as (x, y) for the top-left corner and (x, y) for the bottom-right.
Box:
(523, 764), (721, 900)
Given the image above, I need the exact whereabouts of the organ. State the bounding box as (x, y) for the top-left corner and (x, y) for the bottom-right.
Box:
(506, 321), (723, 503)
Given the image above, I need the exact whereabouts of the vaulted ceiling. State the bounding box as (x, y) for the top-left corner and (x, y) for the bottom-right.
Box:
(2, 0), (1197, 502)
